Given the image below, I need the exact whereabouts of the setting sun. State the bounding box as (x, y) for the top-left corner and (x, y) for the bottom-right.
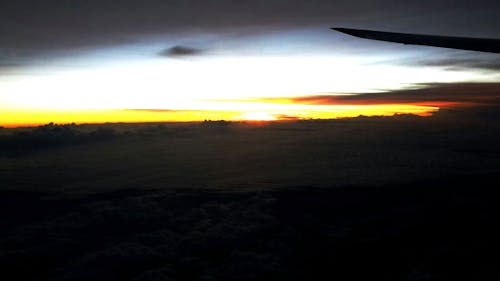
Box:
(242, 112), (277, 121)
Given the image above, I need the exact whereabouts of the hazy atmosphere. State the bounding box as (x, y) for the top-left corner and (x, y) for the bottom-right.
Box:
(1, 1), (500, 281)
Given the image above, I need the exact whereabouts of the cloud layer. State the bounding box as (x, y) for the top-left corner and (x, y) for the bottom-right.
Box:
(290, 83), (500, 106)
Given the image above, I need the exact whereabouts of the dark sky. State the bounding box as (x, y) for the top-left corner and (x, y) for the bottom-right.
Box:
(1, 0), (500, 62)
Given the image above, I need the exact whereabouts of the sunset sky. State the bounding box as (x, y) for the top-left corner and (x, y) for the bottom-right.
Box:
(1, 0), (500, 127)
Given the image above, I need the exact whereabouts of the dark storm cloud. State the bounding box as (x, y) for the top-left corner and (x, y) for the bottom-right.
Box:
(1, 0), (499, 61)
(290, 83), (500, 106)
(160, 46), (205, 57)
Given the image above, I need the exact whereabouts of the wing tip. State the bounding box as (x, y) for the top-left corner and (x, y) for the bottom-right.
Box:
(331, 27), (366, 38)
(331, 27), (349, 32)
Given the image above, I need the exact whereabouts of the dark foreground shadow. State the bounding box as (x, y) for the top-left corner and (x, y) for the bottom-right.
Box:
(1, 175), (499, 281)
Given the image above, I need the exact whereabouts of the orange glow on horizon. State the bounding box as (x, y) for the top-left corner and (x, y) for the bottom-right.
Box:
(0, 102), (441, 128)
(1, 49), (496, 128)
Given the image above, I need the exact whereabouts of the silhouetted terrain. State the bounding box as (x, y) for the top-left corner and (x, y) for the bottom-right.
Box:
(1, 111), (500, 280)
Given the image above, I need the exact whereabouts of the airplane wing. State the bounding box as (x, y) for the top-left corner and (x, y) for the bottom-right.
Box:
(332, 28), (500, 54)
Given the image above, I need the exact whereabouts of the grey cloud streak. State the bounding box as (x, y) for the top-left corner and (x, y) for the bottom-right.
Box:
(290, 83), (500, 106)
(393, 52), (500, 72)
(160, 46), (205, 57)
